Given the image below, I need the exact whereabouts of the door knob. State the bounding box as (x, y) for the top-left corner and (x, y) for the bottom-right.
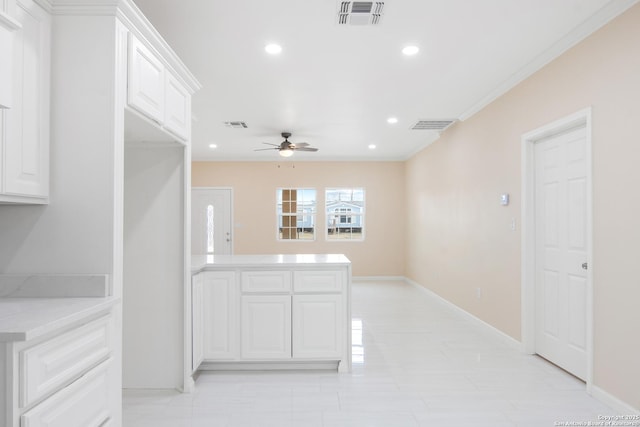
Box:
(582, 262), (588, 270)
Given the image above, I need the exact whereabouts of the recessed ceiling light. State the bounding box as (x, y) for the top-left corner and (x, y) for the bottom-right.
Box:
(368, 144), (377, 150)
(402, 45), (419, 56)
(387, 117), (398, 124)
(208, 144), (217, 149)
(265, 43), (282, 55)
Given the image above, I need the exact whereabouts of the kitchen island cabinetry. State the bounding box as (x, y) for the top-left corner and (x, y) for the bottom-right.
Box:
(190, 255), (351, 377)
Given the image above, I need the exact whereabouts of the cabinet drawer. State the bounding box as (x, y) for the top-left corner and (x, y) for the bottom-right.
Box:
(293, 270), (343, 293)
(20, 315), (111, 407)
(241, 271), (291, 293)
(21, 359), (112, 427)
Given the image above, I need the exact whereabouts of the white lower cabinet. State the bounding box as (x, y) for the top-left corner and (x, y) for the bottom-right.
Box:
(20, 359), (112, 427)
(0, 312), (115, 427)
(241, 295), (291, 359)
(292, 294), (343, 359)
(202, 271), (238, 361)
(193, 265), (350, 372)
(191, 273), (204, 372)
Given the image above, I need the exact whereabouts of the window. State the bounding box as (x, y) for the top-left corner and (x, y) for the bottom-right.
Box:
(336, 208), (352, 224)
(277, 188), (316, 241)
(326, 188), (365, 241)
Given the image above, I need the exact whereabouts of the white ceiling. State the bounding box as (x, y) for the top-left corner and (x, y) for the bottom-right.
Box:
(132, 0), (632, 161)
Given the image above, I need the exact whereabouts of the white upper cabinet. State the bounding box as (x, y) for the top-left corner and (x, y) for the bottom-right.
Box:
(128, 34), (164, 124)
(0, 5), (20, 109)
(127, 33), (191, 143)
(0, 0), (50, 204)
(163, 71), (190, 140)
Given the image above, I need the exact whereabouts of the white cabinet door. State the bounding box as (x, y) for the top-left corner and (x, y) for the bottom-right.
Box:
(241, 295), (291, 359)
(0, 14), (20, 109)
(293, 294), (343, 359)
(128, 34), (164, 123)
(1, 0), (49, 200)
(163, 72), (190, 142)
(191, 273), (204, 371)
(0, 24), (11, 109)
(203, 271), (238, 360)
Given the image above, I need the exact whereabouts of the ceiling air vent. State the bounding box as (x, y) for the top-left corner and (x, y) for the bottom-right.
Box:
(224, 121), (248, 129)
(411, 119), (457, 131)
(337, 1), (385, 25)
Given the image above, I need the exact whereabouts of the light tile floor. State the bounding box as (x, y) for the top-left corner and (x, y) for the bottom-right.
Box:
(123, 280), (614, 426)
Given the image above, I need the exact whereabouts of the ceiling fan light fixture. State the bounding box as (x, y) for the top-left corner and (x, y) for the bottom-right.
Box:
(279, 148), (294, 157)
(402, 45), (419, 56)
(265, 43), (282, 55)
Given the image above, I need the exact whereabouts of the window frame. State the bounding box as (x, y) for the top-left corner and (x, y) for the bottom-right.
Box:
(325, 187), (365, 242)
(276, 187), (317, 242)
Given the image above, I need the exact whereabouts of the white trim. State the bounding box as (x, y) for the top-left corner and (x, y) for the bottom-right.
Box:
(353, 276), (405, 282)
(0, 10), (21, 30)
(405, 278), (521, 350)
(182, 145), (193, 393)
(51, 0), (201, 93)
(458, 0), (638, 121)
(591, 386), (640, 415)
(520, 107), (593, 391)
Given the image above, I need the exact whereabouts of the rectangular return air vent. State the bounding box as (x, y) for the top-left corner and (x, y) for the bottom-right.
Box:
(224, 121), (248, 129)
(337, 1), (385, 25)
(411, 119), (457, 132)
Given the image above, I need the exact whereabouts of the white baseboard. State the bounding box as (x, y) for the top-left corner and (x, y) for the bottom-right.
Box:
(353, 276), (406, 282)
(591, 385), (640, 415)
(403, 277), (639, 414)
(404, 277), (521, 350)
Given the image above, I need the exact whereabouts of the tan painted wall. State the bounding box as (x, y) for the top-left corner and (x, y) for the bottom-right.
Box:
(405, 4), (640, 410)
(192, 161), (405, 277)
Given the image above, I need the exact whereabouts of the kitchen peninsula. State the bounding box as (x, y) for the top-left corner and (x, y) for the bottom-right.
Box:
(189, 254), (352, 379)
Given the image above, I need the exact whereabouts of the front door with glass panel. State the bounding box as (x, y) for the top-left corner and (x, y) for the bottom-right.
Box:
(192, 188), (232, 255)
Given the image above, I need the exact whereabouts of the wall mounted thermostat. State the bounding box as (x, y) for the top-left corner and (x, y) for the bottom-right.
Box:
(500, 193), (509, 206)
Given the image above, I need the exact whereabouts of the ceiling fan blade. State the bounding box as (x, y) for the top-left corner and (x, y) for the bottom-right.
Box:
(262, 142), (280, 147)
(295, 147), (318, 152)
(293, 142), (309, 147)
(254, 147), (278, 151)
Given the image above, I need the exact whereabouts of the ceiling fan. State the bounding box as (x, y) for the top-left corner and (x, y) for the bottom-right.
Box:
(255, 132), (319, 157)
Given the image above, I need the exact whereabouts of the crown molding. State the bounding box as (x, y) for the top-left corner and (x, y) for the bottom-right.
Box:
(50, 0), (201, 93)
(457, 0), (640, 122)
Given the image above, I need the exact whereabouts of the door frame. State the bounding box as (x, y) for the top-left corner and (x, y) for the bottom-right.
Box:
(192, 186), (234, 255)
(520, 107), (593, 391)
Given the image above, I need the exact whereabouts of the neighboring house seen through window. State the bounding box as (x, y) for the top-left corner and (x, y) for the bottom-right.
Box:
(326, 188), (365, 241)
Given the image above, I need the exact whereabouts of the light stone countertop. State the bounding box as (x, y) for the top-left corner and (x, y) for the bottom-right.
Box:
(0, 297), (118, 342)
(0, 274), (118, 342)
(191, 254), (351, 274)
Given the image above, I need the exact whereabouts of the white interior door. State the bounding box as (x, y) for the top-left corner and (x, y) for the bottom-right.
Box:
(534, 126), (588, 380)
(192, 188), (232, 255)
